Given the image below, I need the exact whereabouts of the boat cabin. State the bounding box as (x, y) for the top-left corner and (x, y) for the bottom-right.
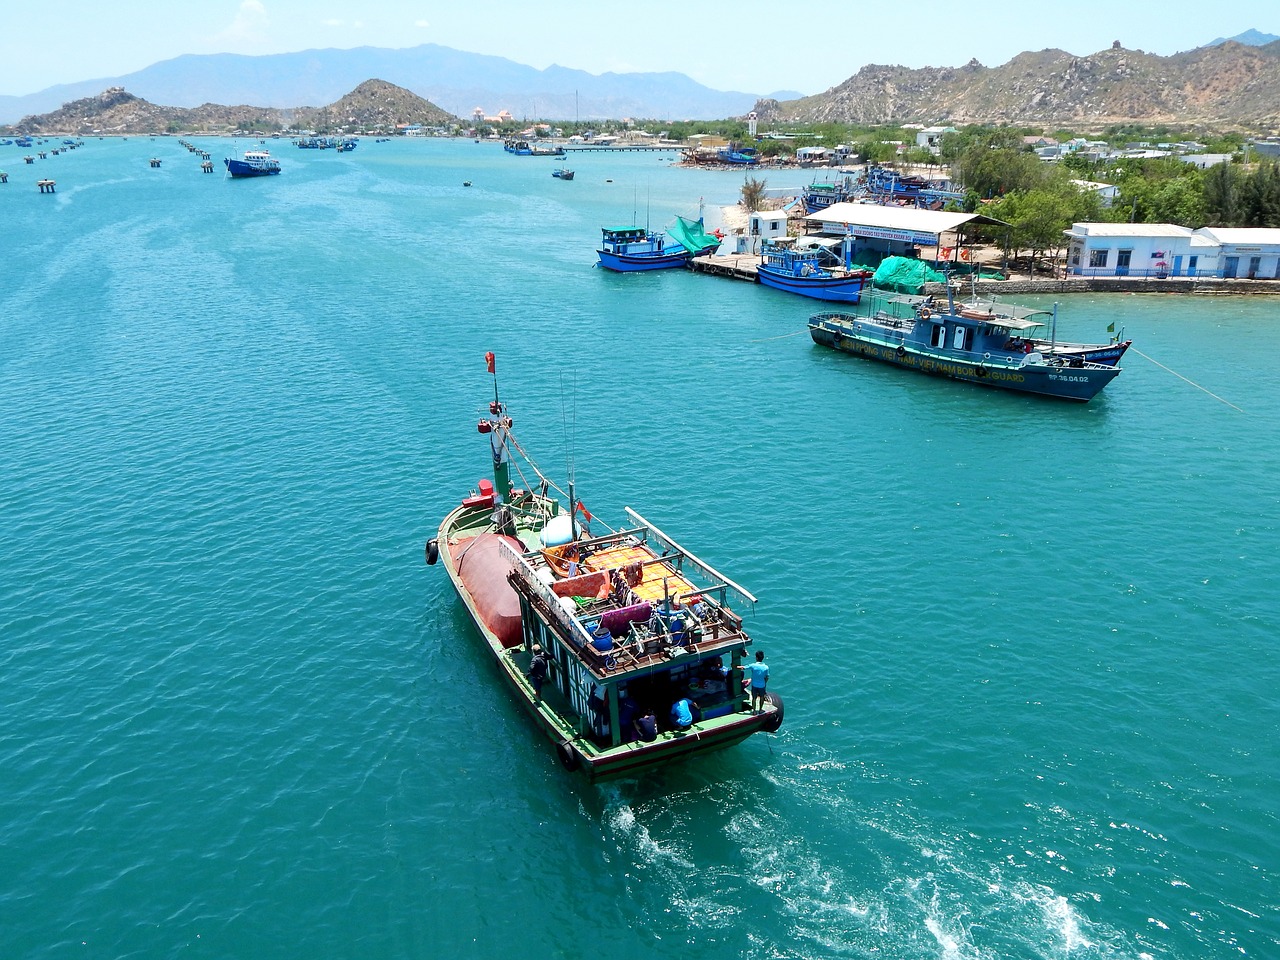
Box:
(500, 505), (758, 750)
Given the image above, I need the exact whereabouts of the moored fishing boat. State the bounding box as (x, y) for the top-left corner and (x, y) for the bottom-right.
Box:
(596, 216), (722, 272)
(427, 355), (784, 780)
(808, 286), (1125, 401)
(945, 293), (1131, 366)
(757, 239), (873, 303)
(552, 167), (574, 180)
(223, 149), (281, 177)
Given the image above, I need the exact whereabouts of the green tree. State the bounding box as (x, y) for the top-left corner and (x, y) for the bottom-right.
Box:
(740, 175), (768, 212)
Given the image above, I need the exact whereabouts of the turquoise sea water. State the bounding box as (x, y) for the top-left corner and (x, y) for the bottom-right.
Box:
(2, 137), (1278, 960)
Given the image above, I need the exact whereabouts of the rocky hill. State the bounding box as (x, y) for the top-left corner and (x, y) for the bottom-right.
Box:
(753, 41), (1280, 128)
(7, 80), (456, 135)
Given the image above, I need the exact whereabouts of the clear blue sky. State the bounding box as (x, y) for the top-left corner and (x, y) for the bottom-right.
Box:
(1, 0), (1275, 98)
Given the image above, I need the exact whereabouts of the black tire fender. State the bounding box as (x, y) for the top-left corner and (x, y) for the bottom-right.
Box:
(556, 739), (580, 771)
(425, 539), (439, 565)
(762, 692), (784, 733)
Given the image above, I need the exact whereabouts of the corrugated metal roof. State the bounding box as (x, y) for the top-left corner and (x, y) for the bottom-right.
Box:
(1196, 227), (1280, 246)
(1068, 223), (1195, 238)
(806, 203), (1000, 235)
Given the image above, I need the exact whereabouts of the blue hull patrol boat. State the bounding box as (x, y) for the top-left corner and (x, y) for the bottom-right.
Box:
(224, 150), (281, 177)
(596, 217), (722, 272)
(808, 287), (1126, 402)
(757, 241), (873, 303)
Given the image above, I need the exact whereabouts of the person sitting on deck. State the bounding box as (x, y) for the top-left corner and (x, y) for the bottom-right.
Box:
(634, 709), (658, 743)
(670, 698), (700, 732)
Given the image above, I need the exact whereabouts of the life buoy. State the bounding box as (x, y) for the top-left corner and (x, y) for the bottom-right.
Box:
(920, 307), (932, 320)
(425, 539), (439, 565)
(556, 740), (580, 771)
(762, 692), (784, 732)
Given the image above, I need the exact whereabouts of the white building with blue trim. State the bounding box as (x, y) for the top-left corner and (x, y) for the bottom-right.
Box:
(1065, 223), (1280, 279)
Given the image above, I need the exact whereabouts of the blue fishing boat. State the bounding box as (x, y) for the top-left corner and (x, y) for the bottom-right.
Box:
(808, 287), (1125, 401)
(717, 144), (759, 165)
(757, 240), (873, 303)
(596, 217), (722, 272)
(224, 149), (281, 177)
(552, 168), (574, 180)
(801, 177), (856, 214)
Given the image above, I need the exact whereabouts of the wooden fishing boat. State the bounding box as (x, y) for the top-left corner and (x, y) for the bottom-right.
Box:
(808, 287), (1125, 401)
(427, 354), (783, 780)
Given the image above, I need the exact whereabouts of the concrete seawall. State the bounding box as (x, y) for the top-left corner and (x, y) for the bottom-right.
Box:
(923, 277), (1280, 296)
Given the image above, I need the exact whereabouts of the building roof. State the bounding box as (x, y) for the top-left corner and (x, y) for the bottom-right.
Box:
(1067, 222), (1195, 238)
(807, 203), (1003, 238)
(1196, 227), (1280, 246)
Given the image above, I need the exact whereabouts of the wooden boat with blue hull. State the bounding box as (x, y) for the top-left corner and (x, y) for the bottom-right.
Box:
(758, 240), (873, 303)
(596, 217), (721, 272)
(426, 356), (783, 781)
(808, 288), (1124, 401)
(597, 227), (690, 271)
(224, 149), (281, 177)
(552, 167), (574, 180)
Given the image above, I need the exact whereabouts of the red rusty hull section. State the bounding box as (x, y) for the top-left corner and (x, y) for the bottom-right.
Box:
(452, 532), (524, 648)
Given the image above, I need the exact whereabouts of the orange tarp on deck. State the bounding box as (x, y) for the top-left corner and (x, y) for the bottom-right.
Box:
(584, 544), (698, 605)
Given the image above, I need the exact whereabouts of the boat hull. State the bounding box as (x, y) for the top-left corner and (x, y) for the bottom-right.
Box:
(437, 504), (774, 780)
(596, 249), (689, 272)
(758, 266), (868, 302)
(808, 318), (1121, 402)
(223, 158), (280, 177)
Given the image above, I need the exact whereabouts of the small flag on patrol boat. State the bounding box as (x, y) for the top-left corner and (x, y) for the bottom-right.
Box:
(575, 500), (593, 522)
(485, 351), (496, 374)
(1106, 323), (1115, 333)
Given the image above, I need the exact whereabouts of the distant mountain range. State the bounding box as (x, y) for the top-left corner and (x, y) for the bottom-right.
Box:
(8, 80), (455, 136)
(754, 38), (1280, 127)
(0, 43), (800, 126)
(1207, 29), (1280, 47)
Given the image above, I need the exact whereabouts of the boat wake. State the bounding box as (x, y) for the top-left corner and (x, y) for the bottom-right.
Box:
(592, 734), (1153, 959)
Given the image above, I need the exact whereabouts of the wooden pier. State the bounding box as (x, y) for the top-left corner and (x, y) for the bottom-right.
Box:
(689, 253), (760, 282)
(561, 144), (688, 153)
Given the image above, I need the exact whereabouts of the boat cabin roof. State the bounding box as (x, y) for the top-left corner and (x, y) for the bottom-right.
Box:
(502, 509), (755, 683)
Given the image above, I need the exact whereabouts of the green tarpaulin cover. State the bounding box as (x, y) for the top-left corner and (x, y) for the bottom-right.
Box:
(871, 256), (949, 295)
(666, 216), (721, 254)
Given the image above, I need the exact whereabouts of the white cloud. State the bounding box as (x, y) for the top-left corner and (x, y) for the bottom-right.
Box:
(322, 18), (343, 27)
(415, 19), (430, 28)
(217, 0), (270, 45)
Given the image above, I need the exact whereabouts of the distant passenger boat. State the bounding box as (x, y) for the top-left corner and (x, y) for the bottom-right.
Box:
(757, 240), (873, 303)
(808, 288), (1125, 402)
(224, 150), (281, 177)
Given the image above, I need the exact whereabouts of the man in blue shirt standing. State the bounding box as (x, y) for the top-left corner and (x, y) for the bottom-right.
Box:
(746, 649), (769, 714)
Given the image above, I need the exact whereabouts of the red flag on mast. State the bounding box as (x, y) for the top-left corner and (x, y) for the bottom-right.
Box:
(575, 500), (593, 522)
(485, 351), (496, 374)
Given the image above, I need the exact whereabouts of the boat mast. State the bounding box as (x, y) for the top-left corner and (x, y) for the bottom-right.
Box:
(485, 352), (514, 502)
(1050, 303), (1059, 352)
